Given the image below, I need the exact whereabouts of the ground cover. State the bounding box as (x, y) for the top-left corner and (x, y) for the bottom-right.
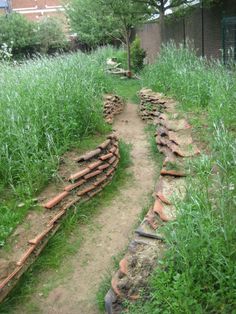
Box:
(0, 47), (120, 247)
(126, 44), (236, 313)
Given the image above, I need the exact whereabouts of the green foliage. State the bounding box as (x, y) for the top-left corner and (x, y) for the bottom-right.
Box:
(68, 0), (119, 47)
(130, 37), (146, 72)
(127, 44), (236, 313)
(0, 47), (121, 245)
(0, 13), (36, 56)
(35, 17), (68, 54)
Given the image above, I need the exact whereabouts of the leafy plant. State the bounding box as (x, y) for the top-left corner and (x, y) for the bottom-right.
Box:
(131, 36), (146, 72)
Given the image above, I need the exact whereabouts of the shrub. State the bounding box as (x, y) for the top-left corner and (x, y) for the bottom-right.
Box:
(35, 17), (68, 54)
(0, 13), (36, 57)
(131, 36), (146, 72)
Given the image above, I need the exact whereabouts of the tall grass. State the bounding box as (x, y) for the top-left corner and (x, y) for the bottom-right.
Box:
(127, 44), (236, 313)
(0, 47), (119, 245)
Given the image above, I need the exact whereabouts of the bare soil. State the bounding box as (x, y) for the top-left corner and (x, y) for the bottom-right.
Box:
(14, 103), (157, 314)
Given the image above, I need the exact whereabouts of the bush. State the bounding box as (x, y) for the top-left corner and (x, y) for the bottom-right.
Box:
(35, 17), (68, 54)
(0, 13), (36, 56)
(131, 36), (146, 72)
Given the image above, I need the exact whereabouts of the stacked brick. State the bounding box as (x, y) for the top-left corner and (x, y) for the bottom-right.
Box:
(0, 134), (120, 303)
(105, 90), (200, 314)
(104, 94), (125, 124)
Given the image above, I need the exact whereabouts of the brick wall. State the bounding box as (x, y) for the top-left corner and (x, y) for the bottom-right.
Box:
(11, 0), (65, 21)
(137, 0), (236, 63)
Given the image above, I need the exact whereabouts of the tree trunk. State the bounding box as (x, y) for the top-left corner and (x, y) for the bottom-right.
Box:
(126, 29), (132, 78)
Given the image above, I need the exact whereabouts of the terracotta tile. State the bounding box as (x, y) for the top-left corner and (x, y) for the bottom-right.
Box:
(111, 275), (123, 297)
(16, 245), (37, 266)
(106, 167), (115, 177)
(153, 199), (168, 221)
(77, 185), (96, 196)
(109, 146), (117, 154)
(44, 191), (69, 209)
(83, 148), (102, 161)
(112, 159), (119, 169)
(64, 179), (86, 192)
(47, 209), (67, 226)
(108, 156), (117, 165)
(119, 258), (128, 275)
(94, 175), (107, 186)
(156, 192), (172, 205)
(88, 160), (103, 170)
(0, 265), (23, 290)
(98, 163), (110, 170)
(160, 169), (186, 177)
(84, 169), (102, 180)
(98, 139), (111, 150)
(99, 152), (114, 161)
(68, 167), (90, 182)
(28, 225), (54, 245)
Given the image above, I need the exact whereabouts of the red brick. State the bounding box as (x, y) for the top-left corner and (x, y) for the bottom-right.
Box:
(108, 156), (117, 165)
(88, 160), (103, 170)
(98, 139), (111, 150)
(98, 163), (110, 170)
(77, 185), (96, 196)
(28, 225), (54, 245)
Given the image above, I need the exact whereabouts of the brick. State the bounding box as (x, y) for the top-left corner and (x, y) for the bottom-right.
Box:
(84, 169), (102, 180)
(68, 167), (90, 182)
(64, 179), (86, 192)
(99, 152), (113, 161)
(44, 191), (69, 209)
(111, 275), (123, 297)
(88, 187), (103, 198)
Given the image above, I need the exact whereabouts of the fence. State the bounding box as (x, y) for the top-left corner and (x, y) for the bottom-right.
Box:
(137, 0), (236, 63)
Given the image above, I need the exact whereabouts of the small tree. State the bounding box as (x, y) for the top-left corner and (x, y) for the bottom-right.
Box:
(68, 0), (150, 75)
(131, 36), (146, 71)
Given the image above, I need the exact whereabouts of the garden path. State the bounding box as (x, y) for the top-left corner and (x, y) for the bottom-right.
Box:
(15, 103), (156, 314)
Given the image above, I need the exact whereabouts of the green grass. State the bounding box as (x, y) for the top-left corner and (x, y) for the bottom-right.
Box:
(0, 140), (132, 314)
(0, 46), (123, 247)
(126, 44), (236, 313)
(111, 76), (141, 103)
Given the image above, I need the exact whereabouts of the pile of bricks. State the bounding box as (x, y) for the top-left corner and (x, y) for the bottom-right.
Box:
(0, 134), (120, 303)
(105, 90), (200, 314)
(104, 94), (125, 124)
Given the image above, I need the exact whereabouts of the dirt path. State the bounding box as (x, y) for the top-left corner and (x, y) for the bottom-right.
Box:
(16, 103), (156, 314)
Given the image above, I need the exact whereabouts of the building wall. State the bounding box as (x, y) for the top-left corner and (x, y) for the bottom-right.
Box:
(137, 0), (236, 63)
(11, 0), (65, 21)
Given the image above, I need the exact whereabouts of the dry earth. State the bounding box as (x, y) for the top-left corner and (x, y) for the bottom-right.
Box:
(14, 103), (157, 314)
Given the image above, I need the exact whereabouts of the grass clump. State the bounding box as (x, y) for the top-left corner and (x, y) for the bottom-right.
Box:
(126, 44), (236, 313)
